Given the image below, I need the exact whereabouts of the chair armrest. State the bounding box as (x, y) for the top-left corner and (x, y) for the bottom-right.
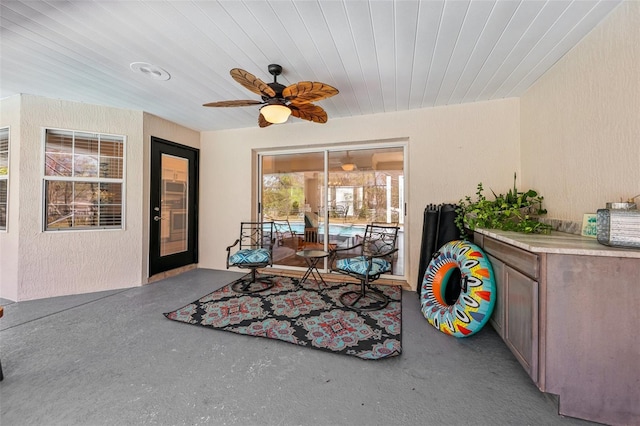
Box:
(366, 247), (398, 260)
(330, 242), (363, 253)
(225, 239), (241, 269)
(360, 248), (399, 275)
(328, 242), (364, 270)
(226, 239), (240, 252)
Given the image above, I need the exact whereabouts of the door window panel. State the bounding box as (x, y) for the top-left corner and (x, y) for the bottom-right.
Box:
(160, 154), (188, 256)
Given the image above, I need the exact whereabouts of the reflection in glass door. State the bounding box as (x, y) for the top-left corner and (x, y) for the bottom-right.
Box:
(160, 155), (188, 256)
(326, 148), (404, 276)
(260, 146), (404, 277)
(261, 152), (324, 269)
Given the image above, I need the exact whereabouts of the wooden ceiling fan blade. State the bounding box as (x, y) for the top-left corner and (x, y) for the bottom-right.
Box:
(283, 81), (339, 105)
(290, 103), (328, 123)
(203, 100), (263, 107)
(230, 68), (276, 98)
(258, 113), (273, 128)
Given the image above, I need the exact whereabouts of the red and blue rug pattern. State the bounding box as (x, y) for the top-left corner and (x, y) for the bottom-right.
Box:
(164, 276), (402, 360)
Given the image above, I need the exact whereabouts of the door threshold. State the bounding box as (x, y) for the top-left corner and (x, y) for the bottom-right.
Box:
(148, 264), (197, 284)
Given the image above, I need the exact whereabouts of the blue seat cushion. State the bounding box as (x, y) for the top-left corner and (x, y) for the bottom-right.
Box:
(336, 256), (391, 276)
(229, 248), (271, 265)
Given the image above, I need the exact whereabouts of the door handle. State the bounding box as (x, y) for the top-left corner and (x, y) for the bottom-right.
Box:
(154, 216), (163, 221)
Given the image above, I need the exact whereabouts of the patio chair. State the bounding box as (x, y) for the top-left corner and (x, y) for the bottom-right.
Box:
(329, 224), (399, 311)
(304, 213), (318, 244)
(331, 204), (349, 222)
(273, 219), (303, 250)
(226, 221), (275, 293)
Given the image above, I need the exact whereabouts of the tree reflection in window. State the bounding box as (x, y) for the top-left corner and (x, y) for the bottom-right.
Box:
(44, 129), (124, 230)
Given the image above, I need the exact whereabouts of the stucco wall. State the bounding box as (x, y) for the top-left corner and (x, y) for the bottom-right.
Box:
(0, 95), (21, 301)
(0, 97), (202, 301)
(199, 98), (521, 290)
(1, 95), (145, 301)
(520, 1), (640, 221)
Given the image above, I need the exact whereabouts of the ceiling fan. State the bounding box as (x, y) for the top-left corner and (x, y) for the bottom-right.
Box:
(203, 64), (339, 128)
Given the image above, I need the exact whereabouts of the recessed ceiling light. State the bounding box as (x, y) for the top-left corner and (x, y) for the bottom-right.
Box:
(130, 62), (171, 81)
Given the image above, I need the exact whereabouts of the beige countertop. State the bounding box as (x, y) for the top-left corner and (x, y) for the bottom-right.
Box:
(474, 228), (640, 259)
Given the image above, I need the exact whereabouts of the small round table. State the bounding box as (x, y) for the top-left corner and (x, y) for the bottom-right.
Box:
(296, 249), (330, 289)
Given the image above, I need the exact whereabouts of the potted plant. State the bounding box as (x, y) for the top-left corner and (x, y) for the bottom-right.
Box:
(455, 173), (552, 235)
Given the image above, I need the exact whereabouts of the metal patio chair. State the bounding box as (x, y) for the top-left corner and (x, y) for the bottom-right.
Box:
(273, 219), (303, 250)
(226, 221), (275, 293)
(329, 224), (399, 311)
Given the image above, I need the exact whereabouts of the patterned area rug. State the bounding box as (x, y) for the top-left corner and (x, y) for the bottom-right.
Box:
(164, 276), (402, 360)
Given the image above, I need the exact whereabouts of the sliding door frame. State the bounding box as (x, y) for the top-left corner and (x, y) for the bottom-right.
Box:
(256, 140), (408, 281)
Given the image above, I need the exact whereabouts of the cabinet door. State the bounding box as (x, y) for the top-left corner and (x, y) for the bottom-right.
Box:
(505, 265), (539, 382)
(487, 254), (505, 338)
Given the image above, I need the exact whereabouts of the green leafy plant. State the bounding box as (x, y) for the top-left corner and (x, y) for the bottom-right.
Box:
(455, 174), (552, 236)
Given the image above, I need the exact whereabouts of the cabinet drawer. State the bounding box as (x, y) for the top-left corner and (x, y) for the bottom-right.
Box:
(483, 237), (539, 279)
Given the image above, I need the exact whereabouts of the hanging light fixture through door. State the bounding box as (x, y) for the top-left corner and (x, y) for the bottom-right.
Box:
(341, 151), (356, 171)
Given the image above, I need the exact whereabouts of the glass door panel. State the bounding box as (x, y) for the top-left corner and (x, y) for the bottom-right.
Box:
(260, 146), (404, 277)
(261, 152), (325, 267)
(327, 147), (404, 276)
(160, 154), (188, 256)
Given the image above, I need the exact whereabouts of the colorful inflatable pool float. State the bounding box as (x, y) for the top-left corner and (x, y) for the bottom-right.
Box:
(420, 240), (495, 337)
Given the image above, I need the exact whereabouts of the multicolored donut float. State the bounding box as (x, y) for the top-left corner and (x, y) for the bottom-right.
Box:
(420, 240), (495, 337)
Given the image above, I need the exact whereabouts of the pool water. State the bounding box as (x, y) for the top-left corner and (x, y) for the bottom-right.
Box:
(288, 222), (365, 238)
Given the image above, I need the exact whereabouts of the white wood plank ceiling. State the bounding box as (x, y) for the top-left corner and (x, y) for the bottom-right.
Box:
(0, 0), (623, 131)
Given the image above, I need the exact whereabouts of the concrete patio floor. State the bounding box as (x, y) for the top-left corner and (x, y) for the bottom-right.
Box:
(0, 268), (596, 425)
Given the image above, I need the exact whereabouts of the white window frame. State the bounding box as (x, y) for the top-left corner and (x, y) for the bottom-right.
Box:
(42, 128), (127, 232)
(0, 127), (9, 232)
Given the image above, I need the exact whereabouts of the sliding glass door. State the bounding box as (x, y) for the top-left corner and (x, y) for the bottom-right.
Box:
(260, 145), (405, 277)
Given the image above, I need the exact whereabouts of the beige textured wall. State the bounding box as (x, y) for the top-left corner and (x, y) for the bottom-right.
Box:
(1, 95), (145, 301)
(0, 97), (201, 301)
(521, 1), (640, 221)
(199, 98), (520, 290)
(0, 95), (21, 300)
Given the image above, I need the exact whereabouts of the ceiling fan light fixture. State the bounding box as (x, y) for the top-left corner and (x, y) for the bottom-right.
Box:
(341, 163), (355, 171)
(260, 104), (291, 124)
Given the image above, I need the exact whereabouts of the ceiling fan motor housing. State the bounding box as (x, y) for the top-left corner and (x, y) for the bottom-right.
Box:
(268, 64), (283, 77)
(266, 64), (286, 100)
(264, 82), (286, 101)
